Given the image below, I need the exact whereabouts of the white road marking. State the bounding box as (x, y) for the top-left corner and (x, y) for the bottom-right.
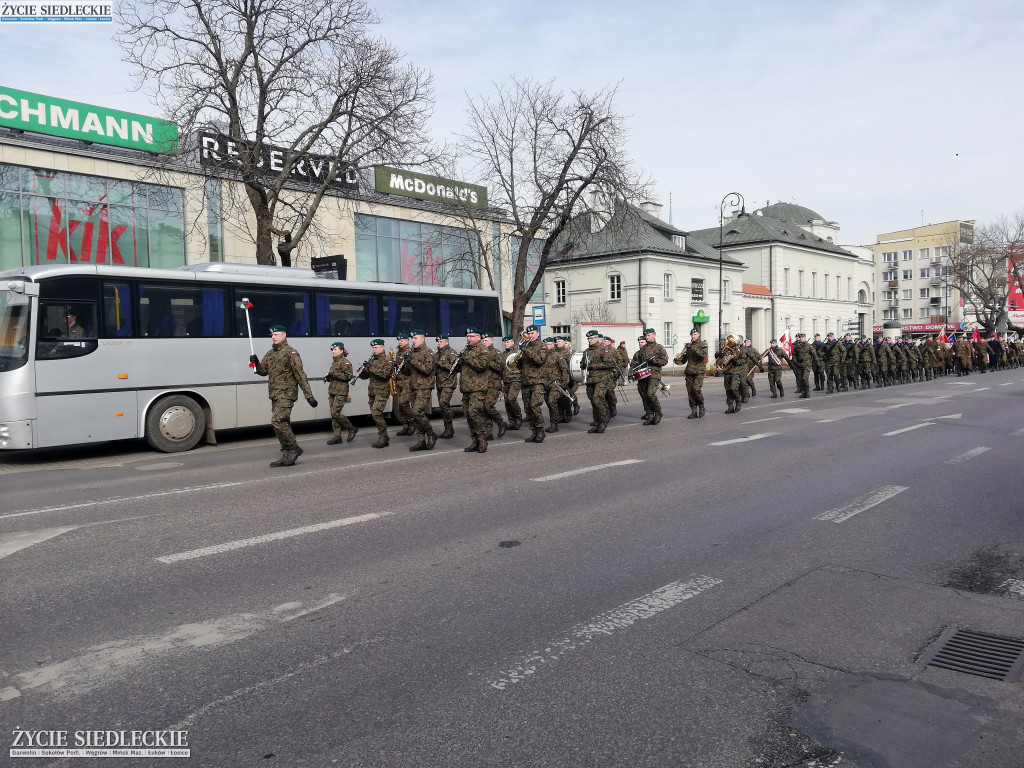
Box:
(1001, 579), (1024, 599)
(814, 485), (908, 523)
(1, 482), (244, 520)
(0, 526), (79, 560)
(773, 408), (810, 414)
(741, 416), (781, 424)
(276, 593), (347, 622)
(969, 387), (990, 392)
(709, 433), (776, 446)
(883, 423), (934, 436)
(1000, 382), (1014, 386)
(1012, 428), (1024, 437)
(487, 575), (721, 691)
(884, 402), (917, 409)
(817, 419), (834, 423)
(934, 413), (962, 420)
(532, 459), (643, 482)
(156, 512), (387, 564)
(0, 687), (21, 701)
(945, 446), (991, 465)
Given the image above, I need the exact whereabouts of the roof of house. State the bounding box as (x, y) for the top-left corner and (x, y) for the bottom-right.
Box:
(742, 283), (774, 296)
(548, 203), (744, 267)
(754, 202), (830, 226)
(688, 212), (856, 257)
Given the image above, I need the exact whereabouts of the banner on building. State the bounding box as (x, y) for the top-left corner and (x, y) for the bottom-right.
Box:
(197, 131), (358, 190)
(375, 166), (487, 210)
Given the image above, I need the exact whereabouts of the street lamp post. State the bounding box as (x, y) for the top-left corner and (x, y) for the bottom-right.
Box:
(718, 192), (745, 351)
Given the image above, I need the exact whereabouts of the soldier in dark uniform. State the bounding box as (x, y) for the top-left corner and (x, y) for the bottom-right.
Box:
(974, 334), (991, 373)
(739, 338), (762, 400)
(406, 329), (438, 451)
(631, 336), (650, 420)
(541, 336), (562, 431)
(674, 327), (707, 418)
(518, 324), (549, 443)
(482, 331), (508, 440)
(601, 335), (619, 418)
(501, 335), (524, 430)
(359, 338), (394, 449)
(251, 324), (317, 466)
(582, 329), (615, 432)
(554, 336), (576, 422)
(855, 336), (876, 389)
(892, 337), (907, 384)
(821, 332), (841, 393)
(392, 332), (414, 436)
(842, 333), (857, 390)
(460, 327), (493, 453)
(790, 332), (813, 398)
(639, 327), (669, 425)
(810, 333), (825, 391)
(905, 339), (921, 383)
(434, 334), (459, 439)
(325, 341), (358, 445)
(764, 339), (791, 398)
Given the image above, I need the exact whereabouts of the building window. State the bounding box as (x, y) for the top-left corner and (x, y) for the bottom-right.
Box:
(798, 270), (804, 297)
(919, 307), (931, 318)
(355, 213), (482, 288)
(723, 278), (731, 303)
(902, 289), (912, 300)
(812, 318), (818, 336)
(920, 268), (929, 278)
(920, 288), (929, 298)
(883, 252), (896, 262)
(554, 279), (566, 305)
(663, 272), (673, 300)
(836, 275), (841, 298)
(902, 308), (912, 319)
(824, 274), (829, 299)
(902, 249), (912, 261)
(550, 324), (570, 335)
(691, 278), (704, 302)
(608, 273), (622, 301)
(784, 268), (790, 295)
(811, 271), (817, 298)
(664, 322), (673, 345)
(919, 248), (930, 260)
(847, 277), (852, 300)
(672, 234), (684, 247)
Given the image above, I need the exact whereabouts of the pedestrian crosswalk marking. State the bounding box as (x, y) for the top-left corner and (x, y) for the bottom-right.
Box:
(814, 485), (908, 523)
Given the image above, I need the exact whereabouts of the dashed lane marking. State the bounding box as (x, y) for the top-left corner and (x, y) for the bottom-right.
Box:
(741, 417), (781, 425)
(532, 459), (643, 482)
(883, 423), (934, 436)
(773, 408), (810, 414)
(1012, 428), (1024, 437)
(487, 575), (722, 691)
(934, 413), (962, 420)
(156, 512), (389, 564)
(814, 485), (908, 523)
(945, 446), (991, 465)
(1, 482), (244, 520)
(969, 387), (990, 392)
(709, 433), (776, 446)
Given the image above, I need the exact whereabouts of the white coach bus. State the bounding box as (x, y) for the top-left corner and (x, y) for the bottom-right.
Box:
(0, 263), (501, 452)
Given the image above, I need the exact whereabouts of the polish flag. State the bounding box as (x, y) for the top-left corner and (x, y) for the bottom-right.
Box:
(971, 326), (981, 342)
(779, 330), (793, 356)
(938, 330), (947, 343)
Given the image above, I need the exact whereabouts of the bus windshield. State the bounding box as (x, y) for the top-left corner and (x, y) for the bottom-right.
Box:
(0, 289), (30, 372)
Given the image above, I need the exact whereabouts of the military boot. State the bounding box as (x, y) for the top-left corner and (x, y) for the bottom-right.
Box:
(595, 422), (606, 433)
(572, 401), (580, 416)
(533, 429), (545, 443)
(409, 438), (428, 452)
(734, 400), (742, 413)
(545, 422), (559, 433)
(464, 439), (479, 452)
(587, 422), (602, 433)
(439, 421), (454, 439)
(770, 390), (778, 398)
(698, 405), (706, 417)
(687, 408), (699, 419)
(498, 421), (508, 438)
(372, 435), (390, 449)
(750, 383), (757, 397)
(269, 452), (291, 468)
(425, 430), (437, 450)
(778, 385), (784, 397)
(477, 437), (488, 453)
(609, 404), (617, 417)
(725, 404), (736, 414)
(326, 435), (344, 445)
(396, 425), (413, 437)
(347, 426), (359, 442)
(651, 413), (662, 425)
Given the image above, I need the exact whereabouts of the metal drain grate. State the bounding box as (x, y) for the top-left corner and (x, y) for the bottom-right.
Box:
(921, 628), (1024, 681)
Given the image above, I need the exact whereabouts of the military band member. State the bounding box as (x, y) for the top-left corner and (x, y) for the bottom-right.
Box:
(675, 327), (707, 418)
(482, 331), (508, 439)
(583, 330), (615, 432)
(393, 332), (414, 435)
(541, 336), (562, 431)
(632, 335), (650, 420)
(519, 324), (550, 443)
(562, 336), (581, 408)
(359, 338), (394, 449)
(790, 332), (813, 398)
(738, 338), (762, 400)
(434, 334), (459, 439)
(554, 336), (576, 421)
(460, 327), (493, 453)
(764, 339), (791, 398)
(502, 335), (524, 430)
(252, 324), (317, 466)
(406, 329), (438, 451)
(325, 342), (358, 445)
(601, 335), (618, 417)
(638, 327), (669, 425)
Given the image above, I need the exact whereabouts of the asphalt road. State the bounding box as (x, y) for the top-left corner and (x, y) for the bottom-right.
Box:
(2, 368), (1024, 768)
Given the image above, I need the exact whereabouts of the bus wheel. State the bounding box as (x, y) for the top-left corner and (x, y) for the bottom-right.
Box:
(145, 395), (206, 453)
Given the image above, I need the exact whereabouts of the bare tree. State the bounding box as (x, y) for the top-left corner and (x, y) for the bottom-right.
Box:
(570, 300), (615, 327)
(117, 0), (434, 265)
(456, 78), (648, 335)
(943, 216), (1024, 333)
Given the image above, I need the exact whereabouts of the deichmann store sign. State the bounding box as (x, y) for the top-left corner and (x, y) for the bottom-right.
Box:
(375, 166), (487, 209)
(0, 85), (178, 154)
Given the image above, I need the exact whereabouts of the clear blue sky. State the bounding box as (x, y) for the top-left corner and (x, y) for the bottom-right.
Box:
(2, 0), (1020, 244)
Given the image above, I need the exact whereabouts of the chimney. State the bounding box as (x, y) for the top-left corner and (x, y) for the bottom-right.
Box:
(640, 200), (663, 220)
(589, 189), (612, 233)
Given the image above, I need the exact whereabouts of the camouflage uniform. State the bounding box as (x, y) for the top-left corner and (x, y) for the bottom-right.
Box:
(738, 342), (762, 400)
(326, 353), (355, 438)
(790, 337), (813, 397)
(764, 343), (791, 397)
(434, 343), (460, 437)
(519, 338), (549, 436)
(543, 345), (569, 431)
(393, 342), (413, 432)
(855, 340), (876, 389)
(905, 342), (921, 382)
(892, 340), (907, 383)
(359, 353), (394, 440)
(407, 342), (437, 446)
(501, 345), (523, 427)
(638, 339), (669, 421)
(255, 341), (314, 454)
(680, 336), (708, 414)
(482, 343), (508, 436)
(810, 338), (825, 391)
(822, 337), (842, 393)
(460, 340), (493, 445)
(843, 339), (858, 390)
(583, 341), (616, 430)
(631, 345), (650, 418)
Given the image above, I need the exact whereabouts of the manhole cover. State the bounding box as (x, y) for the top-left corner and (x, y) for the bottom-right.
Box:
(134, 463), (184, 471)
(921, 628), (1024, 681)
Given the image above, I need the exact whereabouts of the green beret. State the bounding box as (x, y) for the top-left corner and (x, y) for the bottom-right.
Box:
(435, 333), (449, 341)
(502, 335), (513, 341)
(371, 338), (385, 346)
(330, 342), (345, 350)
(410, 328), (426, 336)
(269, 324), (287, 333)
(525, 324), (539, 333)
(638, 335), (645, 341)
(544, 336), (555, 342)
(644, 328), (656, 335)
(481, 331), (493, 339)
(586, 330), (599, 338)
(396, 332), (410, 340)
(466, 326), (481, 335)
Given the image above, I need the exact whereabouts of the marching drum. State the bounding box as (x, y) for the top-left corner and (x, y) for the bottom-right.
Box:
(631, 363), (652, 381)
(569, 351), (587, 384)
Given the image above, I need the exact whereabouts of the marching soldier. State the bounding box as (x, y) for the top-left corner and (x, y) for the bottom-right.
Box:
(553, 336), (574, 424)
(358, 338), (394, 449)
(582, 330), (615, 433)
(764, 339), (791, 398)
(434, 334), (459, 439)
(393, 332), (414, 435)
(810, 333), (825, 391)
(460, 327), (493, 453)
(855, 336), (876, 389)
(502, 335), (524, 430)
(790, 332), (813, 398)
(905, 338), (921, 383)
(324, 342), (358, 445)
(519, 324), (550, 443)
(843, 333), (857, 390)
(632, 335), (650, 420)
(892, 337), (908, 384)
(953, 335), (972, 376)
(675, 327), (708, 418)
(562, 336), (581, 408)
(482, 331), (508, 440)
(822, 332), (842, 393)
(601, 335), (619, 418)
(542, 336), (562, 431)
(251, 324), (318, 467)
(739, 338), (762, 400)
(406, 329), (438, 451)
(974, 334), (991, 374)
(716, 335), (744, 413)
(638, 327), (669, 425)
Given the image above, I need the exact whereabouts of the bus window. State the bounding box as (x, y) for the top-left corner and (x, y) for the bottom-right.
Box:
(36, 301), (98, 359)
(103, 283), (133, 337)
(0, 290), (30, 372)
(381, 294), (437, 336)
(314, 292), (379, 338)
(139, 283), (226, 337)
(440, 297), (493, 337)
(235, 289), (311, 337)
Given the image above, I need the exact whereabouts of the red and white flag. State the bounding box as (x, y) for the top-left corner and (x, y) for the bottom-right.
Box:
(971, 326), (981, 342)
(779, 330), (793, 356)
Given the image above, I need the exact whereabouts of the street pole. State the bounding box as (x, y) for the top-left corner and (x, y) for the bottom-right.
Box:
(718, 192), (745, 352)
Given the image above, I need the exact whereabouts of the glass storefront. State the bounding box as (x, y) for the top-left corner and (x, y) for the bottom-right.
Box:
(355, 213), (485, 289)
(0, 163), (186, 271)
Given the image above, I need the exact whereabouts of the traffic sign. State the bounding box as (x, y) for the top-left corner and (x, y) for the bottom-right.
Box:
(532, 305), (546, 326)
